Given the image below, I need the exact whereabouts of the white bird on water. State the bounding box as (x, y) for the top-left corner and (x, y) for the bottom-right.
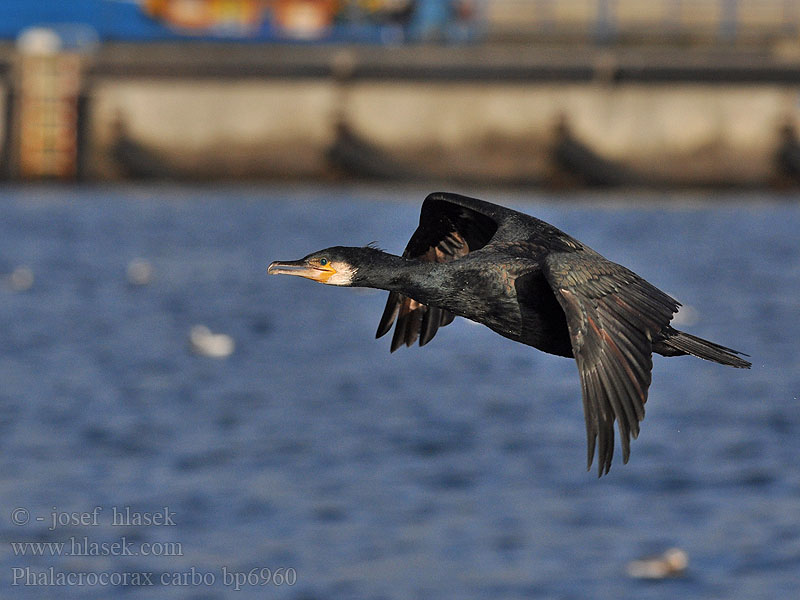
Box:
(626, 547), (688, 579)
(5, 266), (34, 292)
(189, 325), (235, 358)
(126, 258), (154, 286)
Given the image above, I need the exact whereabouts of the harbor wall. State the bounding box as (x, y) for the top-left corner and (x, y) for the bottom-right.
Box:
(87, 77), (799, 185)
(91, 79), (339, 179)
(5, 43), (800, 186)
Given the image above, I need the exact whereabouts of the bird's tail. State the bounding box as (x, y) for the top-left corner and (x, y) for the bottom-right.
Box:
(659, 329), (751, 368)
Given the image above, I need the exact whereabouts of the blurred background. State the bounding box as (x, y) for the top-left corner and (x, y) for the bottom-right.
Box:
(5, 0), (800, 186)
(0, 2), (798, 599)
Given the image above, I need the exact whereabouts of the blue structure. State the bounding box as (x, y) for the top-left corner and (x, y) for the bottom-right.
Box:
(0, 0), (174, 41)
(0, 0), (482, 43)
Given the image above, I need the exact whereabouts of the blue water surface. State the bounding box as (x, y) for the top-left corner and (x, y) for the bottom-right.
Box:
(0, 185), (797, 599)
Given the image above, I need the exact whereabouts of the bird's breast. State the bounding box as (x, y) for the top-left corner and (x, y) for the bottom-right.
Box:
(436, 267), (525, 338)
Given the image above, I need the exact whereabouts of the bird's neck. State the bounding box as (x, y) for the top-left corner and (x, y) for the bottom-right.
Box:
(355, 252), (449, 307)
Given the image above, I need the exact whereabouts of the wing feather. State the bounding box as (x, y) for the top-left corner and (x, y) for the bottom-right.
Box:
(543, 252), (679, 476)
(376, 193), (498, 350)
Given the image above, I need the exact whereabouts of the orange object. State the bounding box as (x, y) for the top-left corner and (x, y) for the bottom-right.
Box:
(142, 0), (267, 32)
(272, 0), (338, 38)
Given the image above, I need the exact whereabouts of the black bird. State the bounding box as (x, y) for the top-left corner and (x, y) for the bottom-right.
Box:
(268, 192), (750, 475)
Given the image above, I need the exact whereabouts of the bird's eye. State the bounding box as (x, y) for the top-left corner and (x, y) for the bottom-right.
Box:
(319, 258), (328, 266)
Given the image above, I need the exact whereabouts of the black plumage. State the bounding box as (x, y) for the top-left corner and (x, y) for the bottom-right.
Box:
(268, 192), (750, 475)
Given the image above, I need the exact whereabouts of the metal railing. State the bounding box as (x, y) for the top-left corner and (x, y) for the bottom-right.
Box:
(485, 0), (800, 43)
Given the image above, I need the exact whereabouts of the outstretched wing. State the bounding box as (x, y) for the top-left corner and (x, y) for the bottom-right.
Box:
(376, 193), (499, 351)
(542, 251), (680, 476)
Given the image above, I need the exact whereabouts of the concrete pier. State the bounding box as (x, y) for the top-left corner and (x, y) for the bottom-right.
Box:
(4, 42), (800, 186)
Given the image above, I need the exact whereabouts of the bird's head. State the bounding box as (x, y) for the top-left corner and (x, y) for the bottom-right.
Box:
(268, 246), (382, 286)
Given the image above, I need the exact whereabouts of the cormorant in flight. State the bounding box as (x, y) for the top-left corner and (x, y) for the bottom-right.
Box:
(268, 193), (750, 475)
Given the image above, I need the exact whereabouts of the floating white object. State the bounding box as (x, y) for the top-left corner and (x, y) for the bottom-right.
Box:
(626, 547), (688, 579)
(7, 266), (34, 292)
(189, 325), (234, 358)
(126, 258), (154, 286)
